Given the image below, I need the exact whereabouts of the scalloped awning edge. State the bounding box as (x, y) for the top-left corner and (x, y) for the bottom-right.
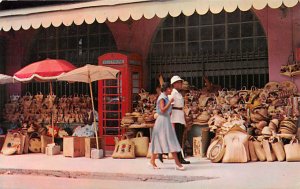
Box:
(0, 0), (299, 31)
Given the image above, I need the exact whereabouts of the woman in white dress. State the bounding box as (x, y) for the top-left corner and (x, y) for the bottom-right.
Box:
(149, 82), (184, 170)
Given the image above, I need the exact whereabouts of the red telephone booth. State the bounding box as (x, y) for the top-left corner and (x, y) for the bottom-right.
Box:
(98, 52), (143, 150)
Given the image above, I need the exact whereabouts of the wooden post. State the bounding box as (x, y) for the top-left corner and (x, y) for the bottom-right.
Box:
(88, 75), (99, 150)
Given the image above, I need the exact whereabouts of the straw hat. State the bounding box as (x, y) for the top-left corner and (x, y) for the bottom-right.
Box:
(262, 127), (272, 136)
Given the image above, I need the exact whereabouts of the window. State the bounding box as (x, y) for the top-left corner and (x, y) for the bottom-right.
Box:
(26, 22), (117, 98)
(148, 10), (268, 91)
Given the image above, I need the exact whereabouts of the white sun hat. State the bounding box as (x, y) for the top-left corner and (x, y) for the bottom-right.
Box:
(170, 75), (183, 84)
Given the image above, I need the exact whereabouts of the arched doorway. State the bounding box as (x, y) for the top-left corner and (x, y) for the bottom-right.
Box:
(148, 10), (268, 91)
(25, 22), (117, 98)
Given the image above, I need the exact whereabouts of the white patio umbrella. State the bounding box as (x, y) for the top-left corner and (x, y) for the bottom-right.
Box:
(0, 74), (18, 84)
(58, 64), (120, 149)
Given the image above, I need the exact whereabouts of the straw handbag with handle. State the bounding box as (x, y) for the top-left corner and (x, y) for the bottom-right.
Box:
(253, 140), (266, 161)
(207, 136), (225, 163)
(1, 132), (22, 155)
(262, 139), (277, 162)
(138, 89), (149, 101)
(222, 128), (250, 163)
(112, 136), (135, 159)
(284, 137), (300, 162)
(270, 137), (285, 162)
(28, 132), (41, 153)
(222, 136), (248, 163)
(248, 137), (258, 162)
(131, 132), (149, 157)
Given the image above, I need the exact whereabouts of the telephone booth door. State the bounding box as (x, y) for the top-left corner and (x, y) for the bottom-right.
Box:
(98, 52), (143, 151)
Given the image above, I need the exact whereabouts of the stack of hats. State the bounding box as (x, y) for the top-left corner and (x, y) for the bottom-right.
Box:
(279, 117), (297, 134)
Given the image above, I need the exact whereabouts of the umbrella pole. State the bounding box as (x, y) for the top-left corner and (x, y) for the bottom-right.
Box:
(89, 77), (99, 150)
(50, 82), (54, 143)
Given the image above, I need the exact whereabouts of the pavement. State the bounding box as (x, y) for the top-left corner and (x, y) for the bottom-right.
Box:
(0, 153), (300, 189)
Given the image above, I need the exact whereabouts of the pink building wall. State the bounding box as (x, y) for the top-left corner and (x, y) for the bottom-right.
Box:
(254, 6), (300, 89)
(2, 5), (300, 95)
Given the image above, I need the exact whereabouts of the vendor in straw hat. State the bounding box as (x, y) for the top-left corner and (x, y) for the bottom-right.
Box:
(169, 75), (190, 164)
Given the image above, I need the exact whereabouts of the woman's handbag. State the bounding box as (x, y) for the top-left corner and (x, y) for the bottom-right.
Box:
(28, 132), (41, 153)
(253, 140), (266, 161)
(270, 137), (285, 162)
(131, 132), (149, 157)
(284, 137), (300, 162)
(112, 136), (135, 159)
(262, 139), (277, 162)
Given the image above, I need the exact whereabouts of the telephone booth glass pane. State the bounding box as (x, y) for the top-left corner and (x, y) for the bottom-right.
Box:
(132, 72), (140, 111)
(102, 73), (122, 136)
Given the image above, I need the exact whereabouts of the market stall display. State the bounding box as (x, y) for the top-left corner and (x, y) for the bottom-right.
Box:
(121, 79), (300, 163)
(57, 64), (120, 155)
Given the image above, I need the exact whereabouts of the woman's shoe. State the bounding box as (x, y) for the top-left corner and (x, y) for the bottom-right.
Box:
(148, 162), (160, 169)
(158, 154), (164, 163)
(175, 165), (185, 171)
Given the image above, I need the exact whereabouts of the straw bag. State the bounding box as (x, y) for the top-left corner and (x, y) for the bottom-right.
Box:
(1, 132), (22, 155)
(270, 137), (285, 162)
(10, 94), (20, 102)
(222, 136), (248, 163)
(284, 138), (300, 162)
(131, 132), (149, 157)
(35, 92), (44, 103)
(222, 129), (250, 163)
(112, 136), (135, 159)
(248, 137), (258, 162)
(138, 89), (149, 101)
(46, 125), (59, 137)
(253, 140), (266, 161)
(72, 94), (80, 104)
(28, 132), (41, 153)
(207, 136), (225, 163)
(262, 139), (277, 162)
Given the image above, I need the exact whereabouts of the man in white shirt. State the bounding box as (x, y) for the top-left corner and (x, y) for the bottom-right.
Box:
(169, 76), (190, 164)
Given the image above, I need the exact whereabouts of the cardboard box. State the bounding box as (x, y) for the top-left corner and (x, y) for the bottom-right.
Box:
(193, 137), (202, 157)
(63, 137), (85, 157)
(85, 137), (105, 158)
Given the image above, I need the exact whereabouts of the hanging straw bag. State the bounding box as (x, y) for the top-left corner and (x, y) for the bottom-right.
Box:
(131, 132), (149, 157)
(138, 89), (149, 101)
(72, 94), (80, 104)
(284, 137), (300, 162)
(112, 136), (135, 159)
(35, 92), (44, 103)
(270, 137), (285, 162)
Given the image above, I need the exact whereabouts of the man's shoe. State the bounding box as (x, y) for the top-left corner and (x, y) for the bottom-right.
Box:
(180, 159), (190, 164)
(158, 154), (163, 163)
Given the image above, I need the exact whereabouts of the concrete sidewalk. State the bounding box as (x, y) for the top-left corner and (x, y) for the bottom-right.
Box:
(0, 154), (300, 188)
